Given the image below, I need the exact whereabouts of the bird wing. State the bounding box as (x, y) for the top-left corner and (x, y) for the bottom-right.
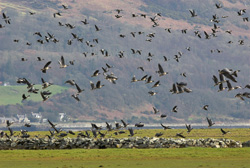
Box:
(96, 81), (101, 88)
(61, 56), (65, 65)
(226, 80), (232, 90)
(158, 64), (164, 73)
(44, 61), (51, 68)
(95, 25), (99, 31)
(212, 75), (218, 84)
(41, 78), (45, 83)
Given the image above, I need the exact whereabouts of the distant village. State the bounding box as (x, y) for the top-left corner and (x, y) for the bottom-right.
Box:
(0, 112), (69, 124)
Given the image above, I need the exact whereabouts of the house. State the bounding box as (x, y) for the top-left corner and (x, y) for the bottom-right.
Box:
(31, 112), (42, 119)
(16, 114), (30, 123)
(31, 112), (42, 122)
(59, 113), (69, 122)
(0, 117), (18, 124)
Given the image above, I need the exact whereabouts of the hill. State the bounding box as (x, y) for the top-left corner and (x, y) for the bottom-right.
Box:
(0, 0), (250, 124)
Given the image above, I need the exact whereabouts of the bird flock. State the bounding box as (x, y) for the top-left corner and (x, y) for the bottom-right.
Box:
(0, 1), (250, 138)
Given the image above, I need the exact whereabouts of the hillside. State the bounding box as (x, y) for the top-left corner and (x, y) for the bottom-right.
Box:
(0, 0), (250, 124)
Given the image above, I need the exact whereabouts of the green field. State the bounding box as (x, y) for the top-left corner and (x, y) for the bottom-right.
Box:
(0, 148), (250, 168)
(0, 85), (67, 105)
(1, 128), (250, 168)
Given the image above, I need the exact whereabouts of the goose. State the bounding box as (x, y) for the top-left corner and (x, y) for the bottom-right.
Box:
(41, 61), (52, 73)
(160, 123), (171, 130)
(58, 22), (64, 26)
(155, 132), (163, 137)
(115, 121), (122, 130)
(62, 4), (68, 9)
(67, 130), (75, 135)
(95, 25), (101, 31)
(170, 83), (178, 94)
(172, 105), (178, 113)
(160, 114), (167, 118)
(81, 19), (89, 25)
(153, 107), (159, 114)
(96, 81), (104, 89)
(177, 85), (184, 94)
(91, 70), (100, 77)
(157, 63), (168, 76)
(137, 67), (144, 72)
(242, 92), (250, 98)
(69, 60), (75, 65)
(148, 91), (157, 96)
(185, 124), (193, 133)
(146, 76), (154, 84)
(121, 120), (129, 128)
(221, 128), (230, 135)
(235, 93), (244, 101)
(58, 56), (68, 68)
(115, 9), (123, 14)
(28, 87), (39, 94)
(53, 12), (62, 18)
(244, 84), (250, 89)
(40, 91), (49, 102)
(243, 17), (248, 22)
(92, 130), (97, 138)
(22, 94), (30, 101)
(106, 122), (112, 131)
(204, 31), (210, 39)
(176, 132), (185, 138)
(189, 9), (197, 17)
(165, 28), (171, 33)
(202, 105), (209, 110)
(21, 58), (28, 61)
(219, 69), (237, 83)
(181, 29), (187, 34)
(119, 34), (125, 38)
(6, 120), (14, 127)
(128, 128), (135, 136)
(24, 123), (31, 127)
(41, 90), (52, 95)
(29, 11), (36, 15)
(8, 127), (14, 136)
(0, 24), (5, 28)
(98, 131), (106, 138)
(218, 83), (227, 92)
(72, 94), (80, 101)
(215, 3), (222, 9)
(75, 83), (84, 93)
(37, 57), (44, 61)
(24, 79), (35, 89)
(207, 117), (215, 127)
(41, 78), (53, 89)
(183, 87), (192, 93)
(226, 80), (241, 91)
(135, 122), (144, 127)
(180, 72), (187, 77)
(91, 123), (102, 130)
(152, 81), (160, 88)
(90, 81), (95, 90)
(163, 56), (169, 62)
(139, 75), (148, 81)
(17, 78), (27, 84)
(65, 80), (75, 86)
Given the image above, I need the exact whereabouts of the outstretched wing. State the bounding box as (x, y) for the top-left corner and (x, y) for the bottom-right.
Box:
(44, 61), (51, 68)
(158, 64), (164, 73)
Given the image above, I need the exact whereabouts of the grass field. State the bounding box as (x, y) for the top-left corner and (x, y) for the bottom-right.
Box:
(0, 85), (67, 105)
(1, 128), (250, 168)
(0, 148), (250, 168)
